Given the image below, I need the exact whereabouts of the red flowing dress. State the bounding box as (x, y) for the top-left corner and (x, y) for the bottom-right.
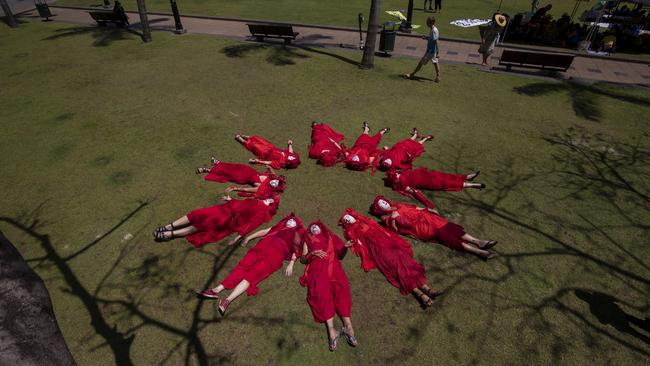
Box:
(378, 139), (425, 171)
(221, 214), (305, 296)
(344, 133), (382, 172)
(299, 221), (352, 323)
(340, 209), (427, 295)
(204, 161), (265, 185)
(243, 135), (301, 169)
(186, 196), (280, 248)
(308, 123), (346, 167)
(386, 168), (466, 192)
(384, 203), (466, 252)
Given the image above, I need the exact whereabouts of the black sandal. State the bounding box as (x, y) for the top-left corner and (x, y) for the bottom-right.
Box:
(468, 171), (481, 181)
(479, 240), (498, 250)
(153, 230), (174, 242)
(418, 292), (433, 308)
(362, 121), (369, 130)
(196, 167), (210, 174)
(155, 223), (174, 233)
(380, 127), (391, 134)
(210, 156), (219, 165)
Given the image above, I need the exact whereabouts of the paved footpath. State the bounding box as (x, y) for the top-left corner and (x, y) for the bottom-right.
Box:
(15, 5), (650, 86)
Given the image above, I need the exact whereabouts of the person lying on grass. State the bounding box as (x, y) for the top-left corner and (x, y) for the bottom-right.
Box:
(339, 209), (443, 308)
(378, 128), (433, 171)
(343, 121), (390, 173)
(369, 196), (497, 260)
(199, 213), (304, 315)
(236, 134), (301, 169)
(298, 221), (358, 351)
(153, 195), (279, 247)
(196, 157), (286, 199)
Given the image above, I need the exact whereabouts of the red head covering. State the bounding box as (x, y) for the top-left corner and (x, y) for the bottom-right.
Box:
(370, 195), (394, 217)
(283, 152), (301, 169)
(338, 208), (377, 272)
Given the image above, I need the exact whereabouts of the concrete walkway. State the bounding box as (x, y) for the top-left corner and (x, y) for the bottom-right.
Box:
(16, 5), (650, 86)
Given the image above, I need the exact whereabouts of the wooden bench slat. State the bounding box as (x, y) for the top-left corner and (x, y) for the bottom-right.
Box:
(499, 49), (574, 72)
(247, 23), (298, 44)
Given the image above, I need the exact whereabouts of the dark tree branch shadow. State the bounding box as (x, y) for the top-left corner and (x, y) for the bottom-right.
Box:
(513, 81), (650, 122)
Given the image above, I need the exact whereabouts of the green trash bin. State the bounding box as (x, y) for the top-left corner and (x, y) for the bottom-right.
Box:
(35, 0), (53, 21)
(379, 21), (397, 55)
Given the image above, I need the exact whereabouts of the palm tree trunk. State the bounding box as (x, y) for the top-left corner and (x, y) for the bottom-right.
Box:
(0, 0), (19, 28)
(360, 0), (380, 69)
(136, 0), (152, 42)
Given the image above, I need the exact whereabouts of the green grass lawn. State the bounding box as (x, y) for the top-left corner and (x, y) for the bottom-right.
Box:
(1, 21), (650, 366)
(55, 0), (592, 40)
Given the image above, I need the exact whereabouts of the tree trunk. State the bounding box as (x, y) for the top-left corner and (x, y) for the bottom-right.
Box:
(360, 0), (380, 69)
(0, 0), (19, 28)
(136, 0), (152, 42)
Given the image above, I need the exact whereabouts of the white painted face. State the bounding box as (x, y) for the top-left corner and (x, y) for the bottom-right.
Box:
(285, 219), (297, 228)
(269, 179), (280, 188)
(383, 158), (392, 166)
(262, 198), (274, 206)
(351, 155), (360, 162)
(309, 224), (321, 235)
(287, 156), (296, 161)
(342, 215), (356, 224)
(377, 199), (391, 211)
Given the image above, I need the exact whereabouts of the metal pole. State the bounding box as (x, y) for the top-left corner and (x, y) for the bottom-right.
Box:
(358, 13), (364, 49)
(497, 0), (504, 13)
(0, 0), (18, 27)
(170, 0), (186, 34)
(399, 0), (414, 33)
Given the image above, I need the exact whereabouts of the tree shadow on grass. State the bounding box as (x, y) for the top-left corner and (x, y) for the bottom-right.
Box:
(391, 127), (650, 363)
(222, 42), (361, 67)
(513, 81), (650, 122)
(222, 43), (310, 66)
(0, 200), (238, 365)
(43, 26), (144, 47)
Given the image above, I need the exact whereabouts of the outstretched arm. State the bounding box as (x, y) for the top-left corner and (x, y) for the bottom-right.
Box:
(285, 253), (297, 276)
(328, 137), (343, 151)
(250, 158), (273, 166)
(242, 227), (271, 246)
(225, 185), (258, 193)
(406, 187), (436, 209)
(299, 242), (309, 264)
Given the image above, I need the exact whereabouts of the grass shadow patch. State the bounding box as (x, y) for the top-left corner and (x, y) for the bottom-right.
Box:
(109, 170), (132, 185)
(92, 155), (113, 167)
(49, 143), (75, 161)
(54, 112), (75, 122)
(222, 43), (310, 66)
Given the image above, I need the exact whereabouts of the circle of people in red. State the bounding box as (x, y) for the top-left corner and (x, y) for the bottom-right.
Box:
(153, 121), (498, 351)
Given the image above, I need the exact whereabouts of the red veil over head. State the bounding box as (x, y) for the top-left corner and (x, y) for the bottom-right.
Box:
(298, 220), (346, 287)
(369, 195), (395, 217)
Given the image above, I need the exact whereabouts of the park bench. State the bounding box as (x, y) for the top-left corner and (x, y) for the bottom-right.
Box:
(89, 10), (129, 27)
(499, 50), (574, 72)
(247, 23), (299, 44)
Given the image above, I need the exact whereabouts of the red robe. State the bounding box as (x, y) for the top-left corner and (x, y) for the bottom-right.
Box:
(186, 196), (279, 248)
(243, 135), (301, 169)
(344, 133), (382, 172)
(308, 123), (346, 167)
(299, 221), (352, 323)
(203, 161), (284, 199)
(340, 209), (427, 295)
(378, 139), (425, 171)
(390, 205), (466, 251)
(221, 214), (305, 296)
(204, 162), (263, 185)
